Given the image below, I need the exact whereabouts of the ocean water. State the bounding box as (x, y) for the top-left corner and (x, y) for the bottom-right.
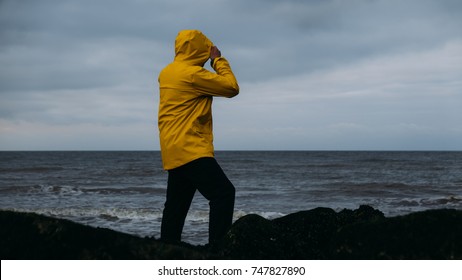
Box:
(1, 151), (461, 245)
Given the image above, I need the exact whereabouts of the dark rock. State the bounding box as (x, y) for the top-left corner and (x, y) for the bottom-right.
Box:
(212, 205), (387, 259)
(0, 210), (209, 259)
(1, 206), (461, 260)
(208, 213), (284, 259)
(332, 209), (462, 259)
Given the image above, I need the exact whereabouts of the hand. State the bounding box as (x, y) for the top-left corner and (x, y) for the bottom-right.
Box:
(210, 46), (221, 60)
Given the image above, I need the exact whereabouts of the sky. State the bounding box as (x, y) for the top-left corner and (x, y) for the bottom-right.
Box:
(1, 0), (461, 151)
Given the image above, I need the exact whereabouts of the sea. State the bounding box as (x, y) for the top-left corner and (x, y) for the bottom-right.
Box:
(1, 151), (461, 245)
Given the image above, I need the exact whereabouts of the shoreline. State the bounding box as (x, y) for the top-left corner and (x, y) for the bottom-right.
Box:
(1, 205), (461, 259)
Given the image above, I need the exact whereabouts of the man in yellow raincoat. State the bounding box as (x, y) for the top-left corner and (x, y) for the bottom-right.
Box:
(158, 30), (239, 243)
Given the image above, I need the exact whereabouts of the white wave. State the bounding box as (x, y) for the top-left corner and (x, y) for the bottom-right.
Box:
(35, 184), (84, 196)
(4, 206), (286, 223)
(3, 207), (164, 222)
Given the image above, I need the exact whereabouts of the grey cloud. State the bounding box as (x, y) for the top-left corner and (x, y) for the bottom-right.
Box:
(3, 0), (459, 87)
(1, 0), (461, 150)
(224, 0), (462, 81)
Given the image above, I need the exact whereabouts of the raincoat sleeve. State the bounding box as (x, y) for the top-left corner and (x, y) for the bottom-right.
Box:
(191, 57), (239, 98)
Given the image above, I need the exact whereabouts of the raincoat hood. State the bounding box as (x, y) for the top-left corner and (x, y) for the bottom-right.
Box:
(174, 30), (213, 66)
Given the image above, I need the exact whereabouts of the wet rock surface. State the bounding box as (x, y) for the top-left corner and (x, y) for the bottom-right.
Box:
(0, 210), (208, 259)
(1, 205), (461, 259)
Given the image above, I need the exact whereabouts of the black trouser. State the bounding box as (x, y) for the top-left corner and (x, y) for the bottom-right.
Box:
(160, 157), (235, 243)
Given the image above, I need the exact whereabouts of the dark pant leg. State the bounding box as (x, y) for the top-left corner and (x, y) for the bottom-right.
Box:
(160, 157), (235, 243)
(160, 169), (196, 242)
(185, 157), (236, 243)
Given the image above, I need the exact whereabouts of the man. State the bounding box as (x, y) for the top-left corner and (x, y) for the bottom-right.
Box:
(158, 30), (239, 243)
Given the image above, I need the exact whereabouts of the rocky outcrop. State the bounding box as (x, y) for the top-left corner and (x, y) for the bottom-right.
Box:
(1, 206), (461, 259)
(0, 210), (209, 259)
(210, 205), (385, 259)
(212, 205), (462, 259)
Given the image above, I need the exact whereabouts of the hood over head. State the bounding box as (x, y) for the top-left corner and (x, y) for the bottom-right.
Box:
(174, 30), (213, 66)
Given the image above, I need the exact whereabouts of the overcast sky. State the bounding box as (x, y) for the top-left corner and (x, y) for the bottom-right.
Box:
(1, 0), (461, 151)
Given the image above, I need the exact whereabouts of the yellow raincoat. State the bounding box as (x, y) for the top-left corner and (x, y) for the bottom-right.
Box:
(158, 30), (239, 170)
